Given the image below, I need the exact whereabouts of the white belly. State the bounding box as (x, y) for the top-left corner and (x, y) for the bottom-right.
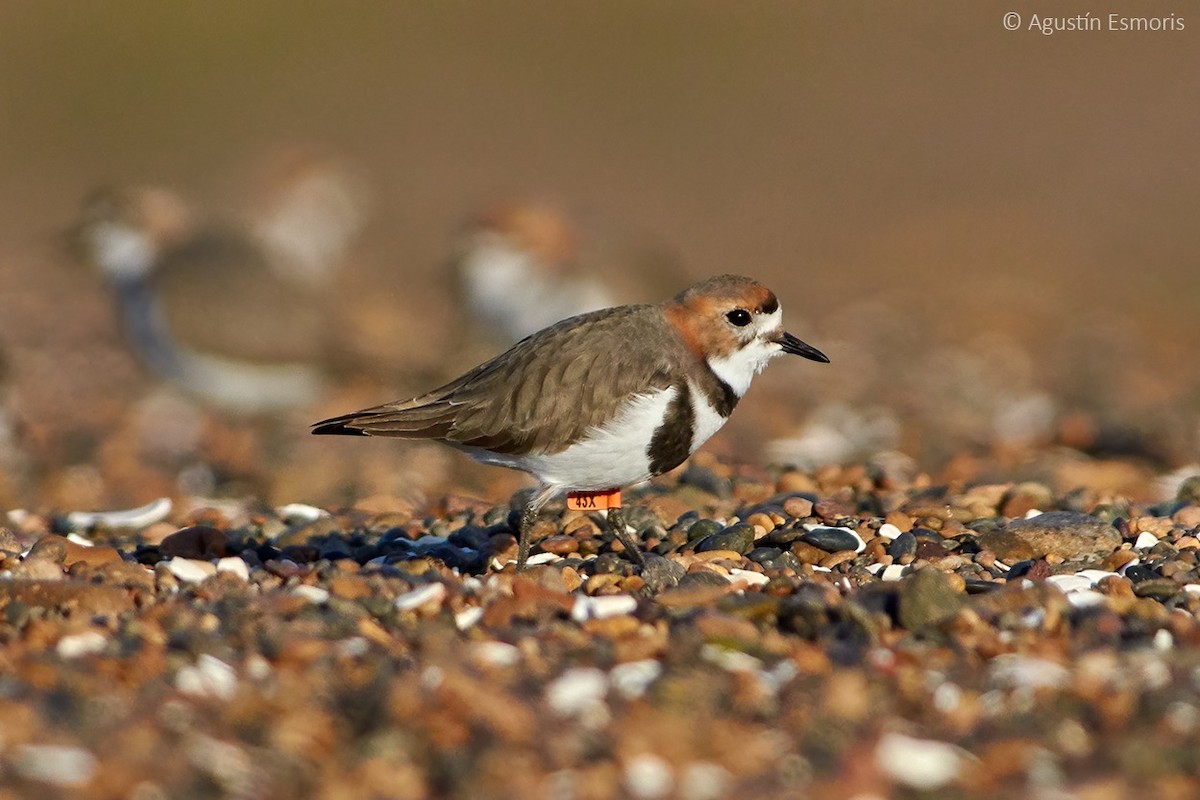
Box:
(469, 386), (680, 492)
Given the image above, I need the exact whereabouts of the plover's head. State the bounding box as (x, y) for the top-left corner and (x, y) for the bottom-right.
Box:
(75, 186), (193, 282)
(664, 274), (829, 396)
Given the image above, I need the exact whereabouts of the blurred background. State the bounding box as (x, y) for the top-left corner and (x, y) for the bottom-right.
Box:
(1, 2), (1197, 513)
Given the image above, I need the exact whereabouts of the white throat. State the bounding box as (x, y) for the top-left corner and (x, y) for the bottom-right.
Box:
(705, 307), (784, 396)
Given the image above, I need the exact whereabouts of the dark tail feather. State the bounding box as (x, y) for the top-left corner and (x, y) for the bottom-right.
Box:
(311, 415), (371, 436)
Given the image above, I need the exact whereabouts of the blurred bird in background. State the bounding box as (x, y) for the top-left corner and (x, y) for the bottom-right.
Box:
(450, 199), (688, 347)
(73, 150), (371, 414)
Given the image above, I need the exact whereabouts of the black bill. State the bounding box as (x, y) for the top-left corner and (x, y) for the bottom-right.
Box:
(777, 331), (830, 363)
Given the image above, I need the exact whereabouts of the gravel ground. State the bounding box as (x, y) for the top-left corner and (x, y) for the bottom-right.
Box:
(3, 452), (1200, 799)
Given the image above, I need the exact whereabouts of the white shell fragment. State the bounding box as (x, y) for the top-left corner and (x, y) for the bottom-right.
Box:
(728, 568), (769, 587)
(609, 660), (663, 699)
(176, 654), (238, 700)
(65, 497), (173, 531)
(56, 631), (108, 659)
(875, 731), (965, 790)
(624, 753), (674, 800)
(12, 744), (99, 788)
(572, 594), (637, 623)
(275, 503), (328, 522)
(292, 585), (330, 604)
(1134, 531), (1161, 550)
(166, 557), (216, 584)
(546, 667), (609, 718)
(215, 557), (250, 581)
(394, 582), (447, 612)
(877, 523), (903, 541)
(455, 606), (485, 630)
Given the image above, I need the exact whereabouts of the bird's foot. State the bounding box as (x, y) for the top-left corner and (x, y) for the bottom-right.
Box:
(606, 505), (645, 568)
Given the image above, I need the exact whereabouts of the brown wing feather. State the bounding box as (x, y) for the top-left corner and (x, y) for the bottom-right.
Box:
(312, 305), (689, 455)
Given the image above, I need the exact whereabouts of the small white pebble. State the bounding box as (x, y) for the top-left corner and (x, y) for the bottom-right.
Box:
(866, 563), (886, 575)
(394, 582), (447, 612)
(1045, 574), (1095, 593)
(215, 557), (249, 581)
(874, 731), (964, 791)
(12, 744), (98, 788)
(571, 594), (637, 623)
(1024, 509), (1044, 519)
(292, 585), (330, 604)
(526, 552), (560, 565)
(546, 667), (608, 717)
(66, 533), (93, 547)
(881, 564), (907, 582)
(56, 631), (107, 659)
(166, 557), (216, 584)
(877, 523), (902, 541)
(1184, 584), (1200, 596)
(455, 606), (484, 630)
(472, 640), (522, 667)
(680, 761), (731, 800)
(275, 503), (327, 522)
(989, 654), (1069, 690)
(610, 660), (662, 699)
(1155, 628), (1174, 651)
(1134, 531), (1161, 550)
(932, 682), (962, 714)
(728, 568), (769, 588)
(1066, 590), (1108, 609)
(1118, 558), (1141, 574)
(176, 654), (237, 700)
(624, 753), (674, 800)
(335, 637), (370, 658)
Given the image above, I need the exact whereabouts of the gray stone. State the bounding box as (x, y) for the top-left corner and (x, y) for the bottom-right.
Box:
(979, 511), (1120, 561)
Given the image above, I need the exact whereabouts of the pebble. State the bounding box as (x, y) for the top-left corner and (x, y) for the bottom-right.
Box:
(695, 524), (755, 555)
(887, 531), (917, 560)
(176, 654), (238, 700)
(12, 744), (99, 788)
(160, 525), (228, 560)
(898, 568), (963, 629)
(455, 606), (484, 629)
(275, 503), (328, 522)
(624, 753), (674, 799)
(293, 585), (331, 603)
(609, 660), (662, 699)
(215, 556), (250, 581)
(728, 568), (770, 587)
(26, 535), (68, 563)
(640, 554), (686, 592)
(56, 630), (108, 658)
(979, 511), (1121, 560)
(1133, 531), (1160, 550)
(679, 762), (732, 800)
(874, 732), (964, 791)
(393, 582), (447, 612)
(166, 557), (216, 584)
(546, 667), (608, 718)
(572, 594), (638, 622)
(877, 522), (903, 541)
(800, 525), (866, 553)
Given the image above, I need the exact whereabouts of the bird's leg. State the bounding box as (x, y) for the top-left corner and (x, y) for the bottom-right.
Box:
(606, 505), (645, 567)
(516, 485), (557, 571)
(516, 502), (539, 571)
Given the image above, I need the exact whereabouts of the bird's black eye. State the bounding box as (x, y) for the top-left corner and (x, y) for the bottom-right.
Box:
(726, 309), (752, 327)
